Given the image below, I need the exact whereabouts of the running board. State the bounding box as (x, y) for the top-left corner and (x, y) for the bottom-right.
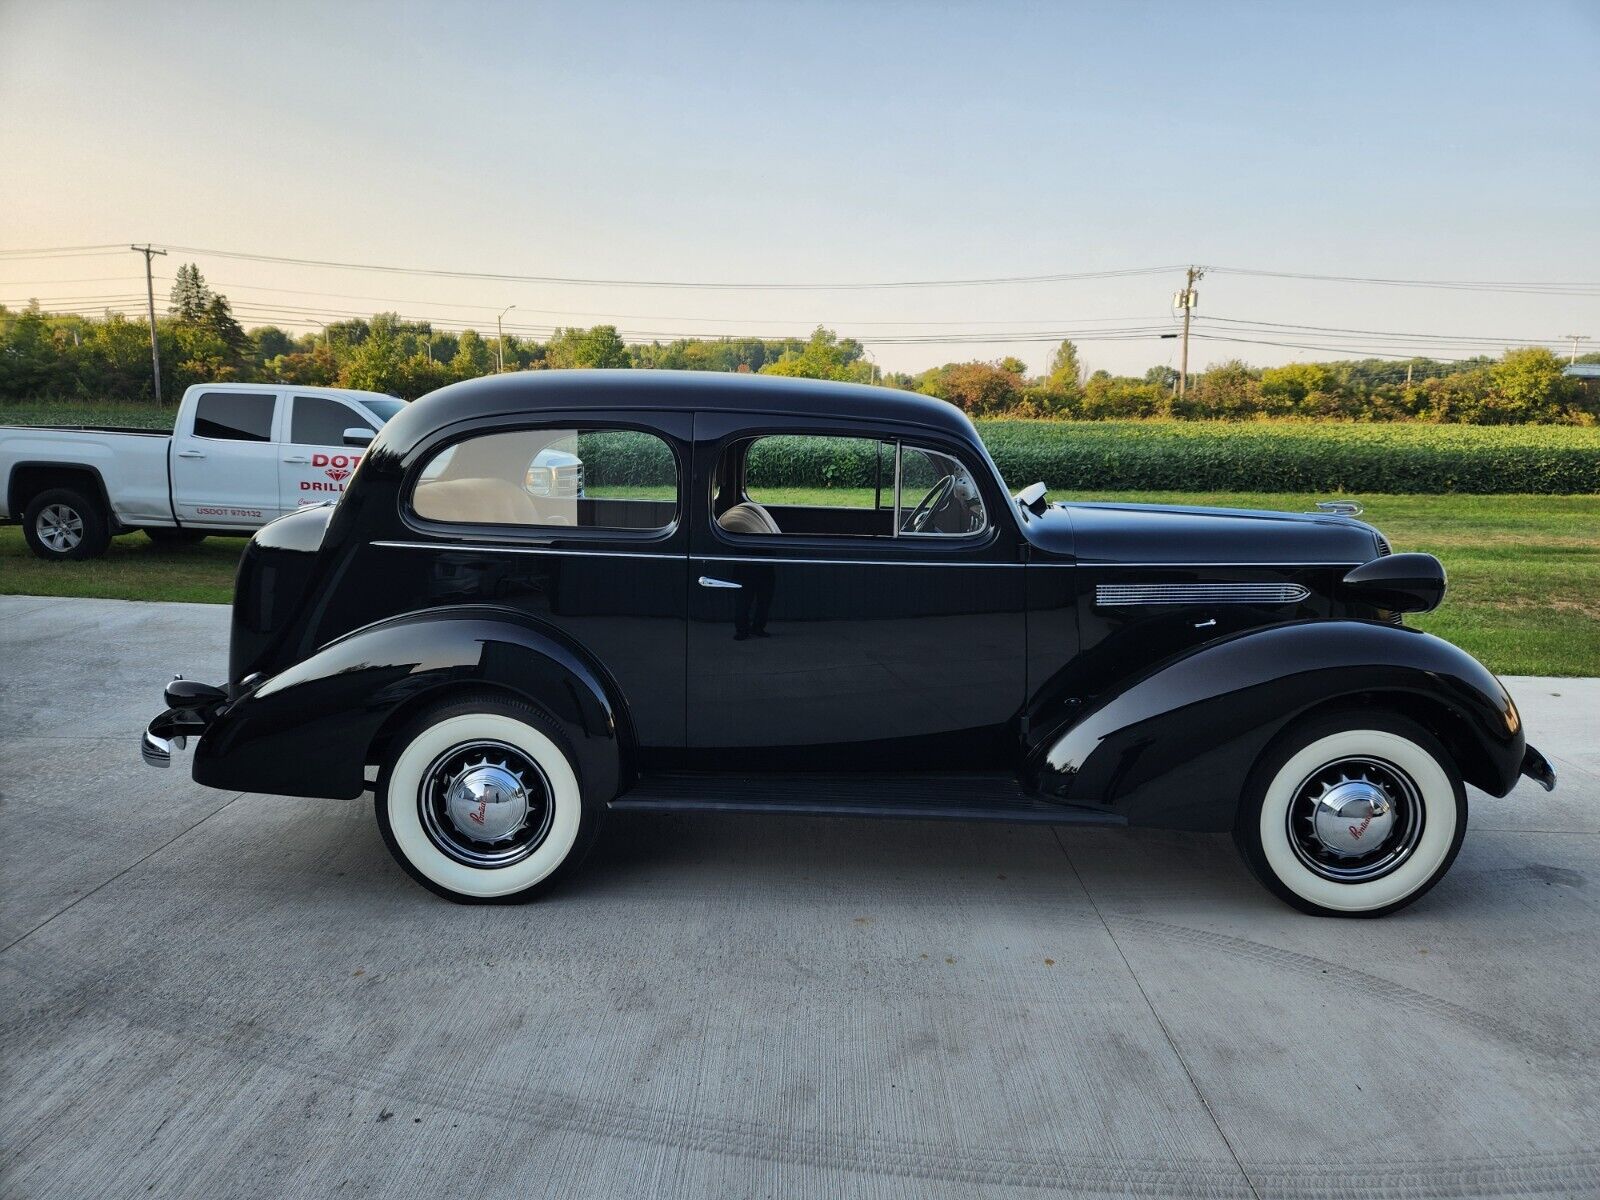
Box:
(610, 772), (1125, 826)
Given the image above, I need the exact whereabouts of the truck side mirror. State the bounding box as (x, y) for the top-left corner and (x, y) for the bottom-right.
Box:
(343, 428), (376, 448)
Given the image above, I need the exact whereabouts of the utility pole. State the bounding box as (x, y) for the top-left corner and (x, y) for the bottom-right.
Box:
(1564, 334), (1589, 364)
(1175, 266), (1203, 400)
(131, 244), (167, 403)
(497, 304), (516, 372)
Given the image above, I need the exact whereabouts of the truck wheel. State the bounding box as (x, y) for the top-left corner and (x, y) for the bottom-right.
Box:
(1234, 712), (1467, 918)
(143, 527), (208, 545)
(375, 695), (603, 903)
(22, 487), (111, 561)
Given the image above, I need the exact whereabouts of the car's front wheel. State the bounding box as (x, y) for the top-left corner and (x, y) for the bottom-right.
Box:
(1235, 712), (1467, 917)
(375, 695), (601, 903)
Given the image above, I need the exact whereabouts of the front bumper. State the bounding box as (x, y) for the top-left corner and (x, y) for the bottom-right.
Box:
(1521, 743), (1558, 792)
(141, 678), (229, 769)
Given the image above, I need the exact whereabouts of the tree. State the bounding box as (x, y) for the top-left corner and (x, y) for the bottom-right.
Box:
(545, 325), (631, 370)
(203, 295), (250, 360)
(1047, 340), (1084, 392)
(1485, 347), (1574, 423)
(168, 264), (212, 322)
(758, 327), (870, 383)
(1143, 364), (1179, 390)
(450, 329), (492, 379)
(267, 344), (339, 386)
(339, 322), (407, 394)
(1259, 362), (1337, 415)
(915, 360), (1024, 416)
(252, 326), (297, 360)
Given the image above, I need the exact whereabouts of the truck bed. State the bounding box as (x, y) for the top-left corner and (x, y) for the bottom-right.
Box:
(0, 424), (170, 436)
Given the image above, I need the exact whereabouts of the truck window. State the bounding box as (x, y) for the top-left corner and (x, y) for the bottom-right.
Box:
(193, 393), (276, 443)
(291, 396), (367, 446)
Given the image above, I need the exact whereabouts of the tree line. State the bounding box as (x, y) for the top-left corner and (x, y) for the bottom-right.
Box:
(2, 265), (1594, 424)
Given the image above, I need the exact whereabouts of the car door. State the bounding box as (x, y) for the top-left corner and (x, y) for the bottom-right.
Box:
(280, 394), (379, 513)
(685, 413), (1027, 771)
(340, 411), (692, 751)
(169, 390), (283, 526)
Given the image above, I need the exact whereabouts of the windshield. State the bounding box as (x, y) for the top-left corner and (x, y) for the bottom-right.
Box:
(357, 398), (405, 424)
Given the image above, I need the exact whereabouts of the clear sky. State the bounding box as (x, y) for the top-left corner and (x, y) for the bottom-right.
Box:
(2, 0), (1597, 377)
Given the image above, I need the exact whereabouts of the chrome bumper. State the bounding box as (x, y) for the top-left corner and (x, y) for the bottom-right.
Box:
(1521, 743), (1557, 793)
(141, 677), (229, 770)
(141, 727), (182, 768)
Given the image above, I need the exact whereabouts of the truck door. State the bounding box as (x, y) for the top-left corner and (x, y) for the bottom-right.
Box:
(279, 395), (378, 513)
(169, 390), (283, 527)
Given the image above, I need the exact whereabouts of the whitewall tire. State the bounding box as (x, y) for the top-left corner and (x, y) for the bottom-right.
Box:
(1236, 713), (1467, 917)
(375, 696), (599, 903)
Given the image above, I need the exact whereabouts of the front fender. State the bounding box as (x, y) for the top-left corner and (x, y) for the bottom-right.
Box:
(1029, 621), (1524, 830)
(194, 606), (627, 801)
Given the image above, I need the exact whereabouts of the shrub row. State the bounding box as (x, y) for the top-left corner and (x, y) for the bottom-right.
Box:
(977, 421), (1600, 494)
(9, 404), (1597, 494)
(584, 422), (1600, 494)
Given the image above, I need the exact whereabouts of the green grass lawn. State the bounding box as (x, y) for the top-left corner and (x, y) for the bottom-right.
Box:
(0, 401), (177, 429)
(3, 491), (1595, 675)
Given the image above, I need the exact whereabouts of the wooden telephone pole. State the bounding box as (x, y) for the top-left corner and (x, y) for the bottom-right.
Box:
(1176, 266), (1203, 400)
(131, 245), (167, 403)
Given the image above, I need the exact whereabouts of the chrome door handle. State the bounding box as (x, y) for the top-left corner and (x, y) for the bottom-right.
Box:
(282, 455), (311, 464)
(698, 575), (742, 590)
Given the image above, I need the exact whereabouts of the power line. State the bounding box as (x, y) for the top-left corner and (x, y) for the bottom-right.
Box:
(1207, 265), (1600, 297)
(1200, 315), (1566, 348)
(6, 244), (1599, 296)
(0, 245), (132, 261)
(158, 245), (1185, 291)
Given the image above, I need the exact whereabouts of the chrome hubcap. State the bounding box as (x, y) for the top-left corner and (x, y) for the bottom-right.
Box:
(419, 740), (552, 868)
(37, 504), (83, 552)
(1288, 756), (1424, 883)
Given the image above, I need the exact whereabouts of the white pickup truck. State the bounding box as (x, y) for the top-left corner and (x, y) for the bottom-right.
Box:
(1, 383), (405, 559)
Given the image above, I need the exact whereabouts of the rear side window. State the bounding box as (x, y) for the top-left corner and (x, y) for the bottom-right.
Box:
(193, 392), (275, 442)
(412, 427), (677, 532)
(291, 396), (366, 446)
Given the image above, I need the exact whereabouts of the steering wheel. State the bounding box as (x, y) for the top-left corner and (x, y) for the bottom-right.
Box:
(903, 474), (956, 534)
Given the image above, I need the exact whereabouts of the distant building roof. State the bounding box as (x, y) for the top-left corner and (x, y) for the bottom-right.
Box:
(1563, 363), (1600, 379)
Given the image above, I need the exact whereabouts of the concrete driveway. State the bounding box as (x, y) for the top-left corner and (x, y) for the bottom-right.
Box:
(2, 596), (1597, 1199)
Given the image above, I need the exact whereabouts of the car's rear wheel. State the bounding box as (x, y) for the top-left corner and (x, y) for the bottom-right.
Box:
(22, 487), (110, 560)
(1235, 712), (1466, 917)
(375, 695), (601, 903)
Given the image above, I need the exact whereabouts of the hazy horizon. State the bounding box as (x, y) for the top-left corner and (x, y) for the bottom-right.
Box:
(3, 0), (1597, 378)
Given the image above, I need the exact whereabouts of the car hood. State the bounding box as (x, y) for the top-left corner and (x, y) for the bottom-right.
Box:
(1021, 500), (1385, 566)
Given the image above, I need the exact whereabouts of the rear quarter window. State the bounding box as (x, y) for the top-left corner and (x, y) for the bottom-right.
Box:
(412, 426), (677, 532)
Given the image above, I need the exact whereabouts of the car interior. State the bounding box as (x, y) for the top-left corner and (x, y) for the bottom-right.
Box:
(713, 435), (986, 538)
(412, 429), (676, 532)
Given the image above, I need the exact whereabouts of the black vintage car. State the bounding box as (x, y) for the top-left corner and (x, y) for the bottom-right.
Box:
(143, 371), (1555, 915)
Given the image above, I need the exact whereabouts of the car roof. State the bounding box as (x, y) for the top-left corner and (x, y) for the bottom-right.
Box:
(392, 370), (978, 444)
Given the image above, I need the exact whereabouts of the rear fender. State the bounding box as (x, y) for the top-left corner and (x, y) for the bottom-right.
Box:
(1028, 620), (1524, 830)
(194, 606), (628, 801)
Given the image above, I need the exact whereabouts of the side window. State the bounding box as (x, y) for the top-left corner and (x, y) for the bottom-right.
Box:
(898, 444), (988, 536)
(192, 392), (276, 442)
(412, 426), (677, 532)
(719, 433), (987, 538)
(743, 435), (895, 511)
(291, 396), (366, 446)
